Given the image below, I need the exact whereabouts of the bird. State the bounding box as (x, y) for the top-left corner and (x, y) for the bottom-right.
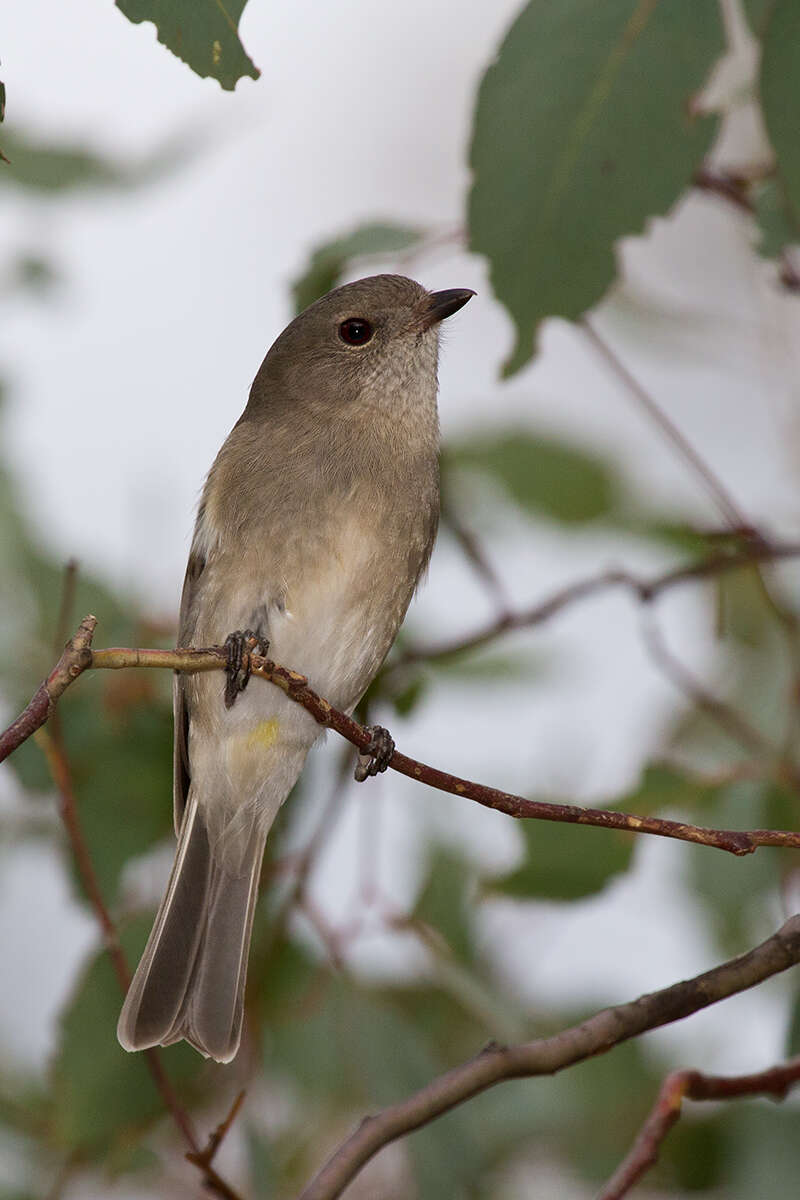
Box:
(117, 274), (473, 1062)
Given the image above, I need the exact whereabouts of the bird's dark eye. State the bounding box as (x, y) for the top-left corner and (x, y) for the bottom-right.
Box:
(339, 317), (373, 346)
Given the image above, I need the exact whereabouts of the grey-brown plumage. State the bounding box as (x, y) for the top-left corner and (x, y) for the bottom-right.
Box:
(117, 274), (473, 1062)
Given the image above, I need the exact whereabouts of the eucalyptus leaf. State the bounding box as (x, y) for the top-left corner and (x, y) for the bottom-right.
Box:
(469, 0), (723, 375)
(51, 918), (203, 1157)
(444, 431), (617, 523)
(753, 179), (800, 259)
(116, 0), (259, 91)
(761, 1), (800, 224)
(491, 817), (634, 901)
(292, 223), (424, 313)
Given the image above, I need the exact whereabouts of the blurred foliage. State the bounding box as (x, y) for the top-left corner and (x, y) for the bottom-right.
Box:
(754, 179), (800, 258)
(291, 222), (424, 313)
(760, 0), (800, 225)
(0, 126), (195, 193)
(115, 0), (259, 91)
(4, 3), (800, 1198)
(468, 0), (723, 375)
(444, 430), (618, 524)
(491, 820), (634, 902)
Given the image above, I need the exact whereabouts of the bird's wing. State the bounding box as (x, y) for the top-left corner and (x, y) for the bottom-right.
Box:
(173, 548), (206, 833)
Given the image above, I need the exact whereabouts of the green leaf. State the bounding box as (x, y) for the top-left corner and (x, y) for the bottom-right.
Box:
(687, 781), (780, 954)
(468, 0), (723, 375)
(753, 178), (800, 258)
(0, 129), (124, 191)
(444, 431), (617, 523)
(761, 2), (800, 224)
(58, 682), (176, 904)
(491, 818), (634, 901)
(292, 223), (424, 313)
(115, 0), (259, 91)
(620, 763), (716, 815)
(265, 965), (483, 1198)
(51, 917), (204, 1157)
(744, 0), (775, 38)
(414, 849), (475, 965)
(0, 127), (192, 193)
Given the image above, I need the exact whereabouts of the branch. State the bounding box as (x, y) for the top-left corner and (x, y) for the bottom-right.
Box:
(4, 626), (800, 858)
(0, 613), (97, 763)
(581, 318), (756, 536)
(296, 915), (800, 1200)
(31, 628), (244, 1200)
(598, 1055), (800, 1200)
(387, 539), (800, 671)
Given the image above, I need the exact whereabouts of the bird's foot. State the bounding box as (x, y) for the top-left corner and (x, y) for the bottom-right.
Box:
(354, 725), (395, 782)
(224, 629), (270, 709)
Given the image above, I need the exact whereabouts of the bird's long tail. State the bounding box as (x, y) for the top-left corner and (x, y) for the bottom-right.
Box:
(117, 791), (266, 1063)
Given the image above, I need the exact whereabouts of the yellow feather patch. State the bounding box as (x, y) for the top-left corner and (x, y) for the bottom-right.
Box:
(244, 718), (281, 751)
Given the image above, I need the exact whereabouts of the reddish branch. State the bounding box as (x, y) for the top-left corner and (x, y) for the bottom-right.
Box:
(388, 538), (800, 670)
(31, 626), (243, 1200)
(598, 1055), (800, 1200)
(3, 623), (800, 858)
(297, 915), (800, 1200)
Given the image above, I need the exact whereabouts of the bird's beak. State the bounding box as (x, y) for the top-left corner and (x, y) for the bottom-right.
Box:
(420, 288), (476, 330)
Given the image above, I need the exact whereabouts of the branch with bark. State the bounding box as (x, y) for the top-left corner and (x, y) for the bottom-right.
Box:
(3, 616), (800, 858)
(598, 1054), (800, 1200)
(298, 916), (800, 1199)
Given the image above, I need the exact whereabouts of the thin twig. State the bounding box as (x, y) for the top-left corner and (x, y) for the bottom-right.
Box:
(32, 652), (244, 1198)
(4, 630), (800, 858)
(386, 540), (800, 673)
(440, 495), (511, 615)
(598, 1055), (800, 1200)
(186, 1089), (247, 1179)
(581, 318), (756, 536)
(640, 612), (782, 763)
(53, 558), (79, 653)
(296, 915), (800, 1200)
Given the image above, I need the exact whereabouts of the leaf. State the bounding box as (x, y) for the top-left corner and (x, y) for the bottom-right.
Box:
(0, 126), (193, 193)
(743, 0), (775, 37)
(468, 0), (723, 375)
(753, 178), (800, 258)
(619, 763), (716, 815)
(491, 817), (634, 901)
(414, 849), (475, 965)
(444, 431), (617, 523)
(51, 917), (204, 1158)
(292, 223), (424, 313)
(0, 128), (124, 191)
(116, 0), (259, 91)
(761, 1), (800, 224)
(687, 781), (781, 954)
(265, 964), (483, 1198)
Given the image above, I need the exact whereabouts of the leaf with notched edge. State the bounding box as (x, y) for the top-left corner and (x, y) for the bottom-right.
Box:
(116, 0), (259, 91)
(469, 0), (723, 376)
(292, 223), (424, 313)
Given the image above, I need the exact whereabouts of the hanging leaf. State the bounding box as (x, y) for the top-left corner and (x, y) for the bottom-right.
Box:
(760, 0), (800, 224)
(116, 0), (259, 91)
(469, 0), (723, 375)
(292, 222), (424, 313)
(491, 818), (634, 901)
(444, 431), (617, 523)
(51, 918), (204, 1158)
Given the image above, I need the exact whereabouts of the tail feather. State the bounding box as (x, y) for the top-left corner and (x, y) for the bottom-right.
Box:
(117, 792), (266, 1063)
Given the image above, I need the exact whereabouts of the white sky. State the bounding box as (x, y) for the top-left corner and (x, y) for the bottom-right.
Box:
(1, 0), (800, 1160)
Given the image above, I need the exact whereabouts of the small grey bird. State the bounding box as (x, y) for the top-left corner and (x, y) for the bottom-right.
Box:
(117, 274), (473, 1062)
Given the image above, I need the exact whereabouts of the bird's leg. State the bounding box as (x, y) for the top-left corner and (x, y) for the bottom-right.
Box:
(224, 629), (270, 709)
(354, 725), (395, 782)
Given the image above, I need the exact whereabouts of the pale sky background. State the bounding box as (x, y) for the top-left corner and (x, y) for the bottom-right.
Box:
(2, 1), (800, 1194)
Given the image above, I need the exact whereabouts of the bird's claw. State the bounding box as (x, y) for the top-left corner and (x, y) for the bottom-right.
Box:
(354, 725), (395, 782)
(224, 629), (269, 709)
